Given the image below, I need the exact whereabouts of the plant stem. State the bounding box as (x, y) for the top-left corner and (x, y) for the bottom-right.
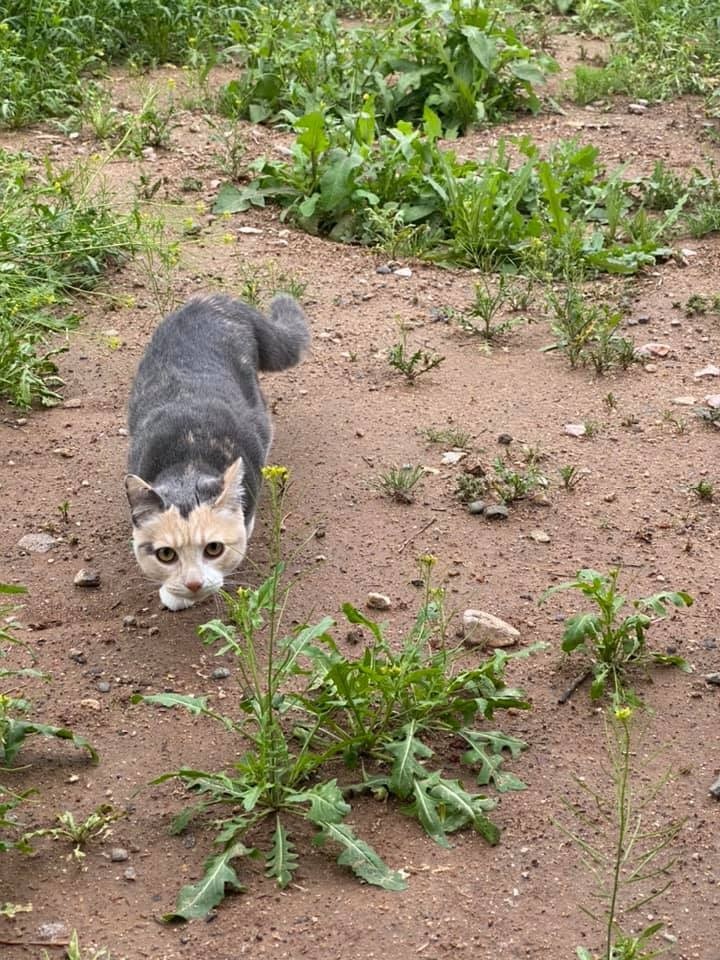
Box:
(605, 715), (631, 959)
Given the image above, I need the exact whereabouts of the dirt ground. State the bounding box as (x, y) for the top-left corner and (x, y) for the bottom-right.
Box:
(1, 44), (719, 960)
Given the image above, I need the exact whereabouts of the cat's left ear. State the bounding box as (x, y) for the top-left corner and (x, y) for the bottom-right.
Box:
(125, 475), (164, 526)
(214, 458), (245, 513)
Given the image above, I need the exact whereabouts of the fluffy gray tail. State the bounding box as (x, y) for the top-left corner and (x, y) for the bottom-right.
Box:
(254, 294), (310, 372)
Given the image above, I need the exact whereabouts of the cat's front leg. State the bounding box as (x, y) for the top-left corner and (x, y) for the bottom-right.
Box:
(159, 585), (195, 612)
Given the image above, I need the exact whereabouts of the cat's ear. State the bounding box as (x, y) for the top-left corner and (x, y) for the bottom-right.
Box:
(214, 458), (245, 513)
(125, 475), (164, 527)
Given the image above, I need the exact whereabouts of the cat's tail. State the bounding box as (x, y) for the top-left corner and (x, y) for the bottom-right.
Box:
(255, 294), (311, 372)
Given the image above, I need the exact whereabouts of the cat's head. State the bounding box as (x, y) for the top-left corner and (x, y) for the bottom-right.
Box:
(125, 458), (248, 610)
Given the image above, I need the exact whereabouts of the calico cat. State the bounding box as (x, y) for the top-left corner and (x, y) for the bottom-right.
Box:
(125, 293), (309, 611)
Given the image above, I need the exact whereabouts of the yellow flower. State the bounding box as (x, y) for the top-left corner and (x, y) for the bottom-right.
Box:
(418, 553), (437, 567)
(614, 706), (633, 721)
(262, 465), (289, 483)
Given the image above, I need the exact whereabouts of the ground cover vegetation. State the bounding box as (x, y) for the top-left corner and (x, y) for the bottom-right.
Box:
(0, 0), (709, 955)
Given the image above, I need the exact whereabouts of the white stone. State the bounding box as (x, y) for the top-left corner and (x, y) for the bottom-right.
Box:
(367, 592), (391, 611)
(694, 364), (720, 379)
(441, 450), (466, 466)
(462, 610), (520, 648)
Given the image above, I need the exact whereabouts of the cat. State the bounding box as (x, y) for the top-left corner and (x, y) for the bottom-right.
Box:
(125, 292), (310, 611)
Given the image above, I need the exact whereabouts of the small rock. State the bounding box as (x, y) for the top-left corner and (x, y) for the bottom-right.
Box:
(211, 667), (231, 680)
(69, 648), (85, 664)
(705, 394), (720, 409)
(671, 395), (696, 406)
(141, 146), (157, 161)
(367, 592), (391, 610)
(124, 866), (137, 881)
(237, 226), (263, 235)
(564, 423), (586, 438)
(80, 698), (101, 711)
(628, 102), (647, 114)
(467, 500), (486, 515)
(705, 673), (720, 686)
(528, 529), (550, 543)
(393, 267), (413, 278)
(462, 609), (520, 648)
(710, 776), (720, 800)
(148, 626), (160, 637)
(122, 615), (137, 628)
(62, 398), (84, 409)
(441, 450), (466, 466)
(18, 532), (57, 553)
(97, 681), (111, 693)
(637, 342), (671, 359)
(637, 315), (651, 324)
(37, 922), (69, 941)
(694, 364), (720, 379)
(74, 568), (101, 588)
(603, 492), (617, 503)
(110, 847), (129, 862)
(497, 433), (513, 445)
(485, 504), (509, 521)
(117, 427), (128, 437)
(375, 265), (392, 275)
(644, 363), (657, 373)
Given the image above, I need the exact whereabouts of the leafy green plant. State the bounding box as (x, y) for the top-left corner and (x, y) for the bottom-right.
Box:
(388, 327), (445, 383)
(455, 472), (487, 503)
(690, 478), (714, 501)
(490, 457), (547, 503)
(559, 464), (583, 491)
(135, 473), (534, 918)
(377, 464), (425, 503)
(566, 708), (684, 960)
(421, 425), (472, 449)
(545, 285), (636, 373)
(454, 272), (519, 341)
(0, 149), (140, 406)
(541, 569), (693, 705)
(42, 929), (112, 960)
(694, 405), (720, 429)
(25, 804), (123, 863)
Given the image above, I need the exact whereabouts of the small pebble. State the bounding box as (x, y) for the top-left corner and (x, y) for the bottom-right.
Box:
(497, 433), (513, 445)
(97, 681), (111, 693)
(467, 500), (486, 515)
(69, 648), (85, 664)
(110, 847), (129, 862)
(80, 698), (101, 711)
(367, 592), (392, 610)
(628, 102), (647, 114)
(528, 529), (550, 543)
(375, 265), (392, 275)
(122, 615), (137, 628)
(52, 447), (73, 458)
(212, 667), (231, 680)
(564, 423), (586, 438)
(74, 568), (101, 588)
(485, 504), (509, 521)
(124, 866), (137, 881)
(695, 364), (720, 379)
(393, 266), (413, 278)
(705, 673), (720, 686)
(148, 626), (160, 637)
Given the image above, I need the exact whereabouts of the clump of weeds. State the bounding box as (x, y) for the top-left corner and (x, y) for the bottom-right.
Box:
(421, 426), (472, 449)
(690, 478), (714, 501)
(377, 464), (425, 503)
(559, 464), (583, 491)
(490, 456), (547, 504)
(26, 804), (123, 864)
(135, 472), (536, 918)
(541, 568), (692, 706)
(388, 326), (445, 383)
(455, 472), (488, 504)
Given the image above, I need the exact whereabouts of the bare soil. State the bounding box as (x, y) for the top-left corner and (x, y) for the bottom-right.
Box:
(1, 53), (719, 960)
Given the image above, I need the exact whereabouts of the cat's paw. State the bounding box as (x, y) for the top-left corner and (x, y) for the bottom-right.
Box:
(159, 586), (195, 612)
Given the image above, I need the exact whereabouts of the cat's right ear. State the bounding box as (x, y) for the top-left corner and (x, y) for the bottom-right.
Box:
(125, 475), (164, 527)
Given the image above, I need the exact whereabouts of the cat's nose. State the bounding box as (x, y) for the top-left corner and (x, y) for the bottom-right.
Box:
(185, 580), (203, 593)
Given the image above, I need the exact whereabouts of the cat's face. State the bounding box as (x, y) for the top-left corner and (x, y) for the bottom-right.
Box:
(126, 459), (248, 611)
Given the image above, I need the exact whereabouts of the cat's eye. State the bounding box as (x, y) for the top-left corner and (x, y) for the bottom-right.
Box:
(155, 546), (177, 564)
(204, 541), (224, 558)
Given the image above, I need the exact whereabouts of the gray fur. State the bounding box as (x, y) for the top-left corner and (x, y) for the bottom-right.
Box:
(127, 293), (309, 521)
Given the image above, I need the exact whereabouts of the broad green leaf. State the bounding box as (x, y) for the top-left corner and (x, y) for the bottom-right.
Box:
(318, 153), (364, 211)
(288, 780), (349, 825)
(638, 591), (693, 616)
(508, 60), (546, 85)
(2, 720), (97, 766)
(461, 730), (528, 792)
(589, 668), (608, 700)
(423, 774), (500, 844)
(133, 692), (210, 714)
(165, 842), (252, 921)
(385, 724), (433, 799)
(403, 780), (451, 847)
(295, 111), (329, 158)
(313, 821), (406, 890)
(651, 652), (692, 672)
(422, 106), (443, 142)
(213, 182), (255, 214)
(342, 603), (384, 644)
(266, 817), (298, 889)
(562, 613), (601, 653)
(461, 27), (496, 71)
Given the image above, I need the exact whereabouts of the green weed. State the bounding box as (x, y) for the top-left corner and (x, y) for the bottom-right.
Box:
(421, 426), (472, 449)
(377, 464), (425, 503)
(0, 150), (141, 406)
(136, 474), (533, 917)
(490, 457), (547, 503)
(565, 709), (685, 960)
(545, 285), (636, 373)
(559, 464), (583, 491)
(455, 473), (488, 504)
(541, 568), (692, 706)
(690, 479), (714, 501)
(388, 327), (445, 383)
(25, 804), (123, 864)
